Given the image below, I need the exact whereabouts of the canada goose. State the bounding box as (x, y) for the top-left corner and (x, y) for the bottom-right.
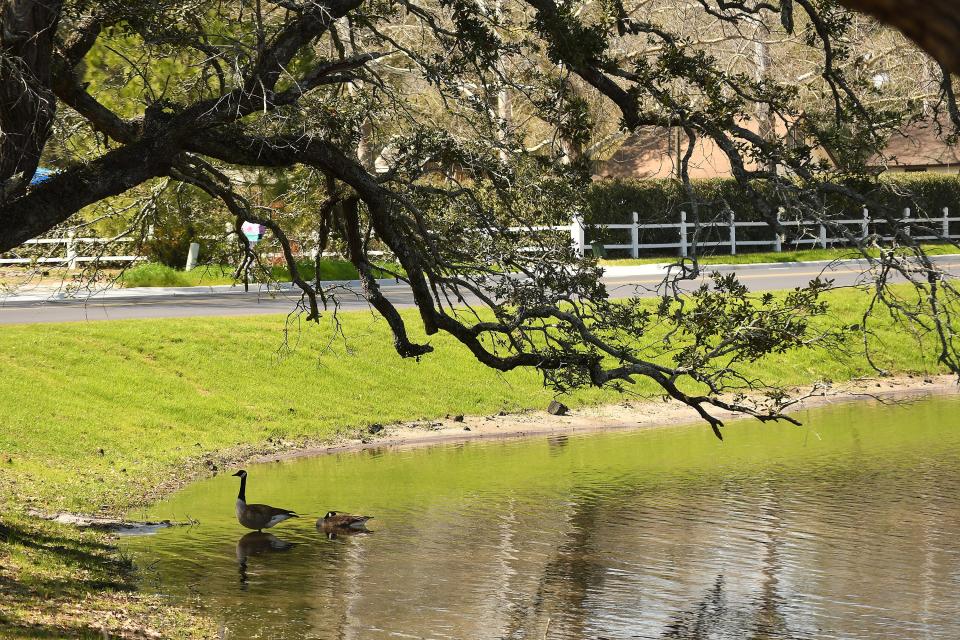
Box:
(232, 470), (298, 531)
(317, 511), (373, 531)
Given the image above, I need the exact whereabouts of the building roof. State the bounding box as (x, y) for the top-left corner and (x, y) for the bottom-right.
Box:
(877, 119), (960, 169)
(596, 117), (960, 180)
(593, 126), (735, 181)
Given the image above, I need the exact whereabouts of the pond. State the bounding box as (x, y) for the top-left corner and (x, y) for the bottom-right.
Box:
(122, 395), (960, 639)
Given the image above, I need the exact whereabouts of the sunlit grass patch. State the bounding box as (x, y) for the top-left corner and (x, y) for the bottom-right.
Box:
(118, 259), (403, 288)
(601, 243), (960, 266)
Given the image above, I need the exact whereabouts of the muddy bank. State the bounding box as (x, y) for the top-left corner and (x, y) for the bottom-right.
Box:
(25, 509), (187, 534)
(254, 374), (958, 464)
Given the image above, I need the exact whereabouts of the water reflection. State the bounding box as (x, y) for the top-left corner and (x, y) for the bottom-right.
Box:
(547, 434), (569, 454)
(123, 396), (960, 639)
(236, 532), (295, 588)
(316, 523), (372, 540)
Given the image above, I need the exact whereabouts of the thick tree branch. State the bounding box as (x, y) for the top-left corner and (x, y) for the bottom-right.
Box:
(838, 0), (960, 74)
(0, 139), (172, 251)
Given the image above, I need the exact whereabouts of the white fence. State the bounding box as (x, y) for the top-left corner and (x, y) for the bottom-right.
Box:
(4, 206), (959, 268)
(565, 207), (960, 258)
(0, 233), (147, 268)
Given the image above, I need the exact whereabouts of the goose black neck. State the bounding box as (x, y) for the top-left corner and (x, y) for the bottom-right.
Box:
(237, 475), (246, 502)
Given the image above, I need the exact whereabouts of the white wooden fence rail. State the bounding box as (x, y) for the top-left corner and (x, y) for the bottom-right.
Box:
(565, 207), (959, 258)
(3, 206), (958, 267)
(0, 234), (146, 267)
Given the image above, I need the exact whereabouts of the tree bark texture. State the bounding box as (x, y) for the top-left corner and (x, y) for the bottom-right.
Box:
(839, 0), (960, 75)
(0, 0), (62, 184)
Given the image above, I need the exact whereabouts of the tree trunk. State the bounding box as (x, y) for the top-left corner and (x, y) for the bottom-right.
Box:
(753, 21), (778, 175)
(0, 140), (172, 252)
(839, 0), (960, 75)
(0, 0), (63, 189)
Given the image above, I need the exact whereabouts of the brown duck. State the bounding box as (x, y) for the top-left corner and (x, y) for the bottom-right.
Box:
(317, 511), (373, 531)
(232, 470), (298, 531)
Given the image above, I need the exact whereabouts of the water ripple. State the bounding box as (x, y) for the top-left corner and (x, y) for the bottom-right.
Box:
(123, 396), (960, 640)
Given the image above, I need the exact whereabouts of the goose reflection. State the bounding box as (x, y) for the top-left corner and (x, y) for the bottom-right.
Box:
(318, 527), (373, 540)
(236, 531), (295, 587)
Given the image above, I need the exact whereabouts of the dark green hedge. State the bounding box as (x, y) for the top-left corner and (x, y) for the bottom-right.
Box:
(584, 174), (960, 227)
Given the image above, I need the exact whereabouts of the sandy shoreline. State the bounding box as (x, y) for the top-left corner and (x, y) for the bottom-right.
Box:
(250, 374), (959, 465)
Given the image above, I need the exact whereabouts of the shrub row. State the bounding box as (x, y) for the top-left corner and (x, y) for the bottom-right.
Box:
(584, 174), (960, 226)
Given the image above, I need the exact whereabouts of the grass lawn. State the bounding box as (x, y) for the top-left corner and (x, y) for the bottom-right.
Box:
(0, 287), (949, 515)
(0, 287), (951, 638)
(600, 243), (960, 266)
(0, 310), (611, 514)
(118, 259), (400, 288)
(0, 513), (214, 639)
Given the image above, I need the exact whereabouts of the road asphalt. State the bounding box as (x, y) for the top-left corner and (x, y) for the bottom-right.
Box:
(1, 258), (958, 324)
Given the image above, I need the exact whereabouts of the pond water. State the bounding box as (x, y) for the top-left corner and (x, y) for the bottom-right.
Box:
(122, 395), (960, 639)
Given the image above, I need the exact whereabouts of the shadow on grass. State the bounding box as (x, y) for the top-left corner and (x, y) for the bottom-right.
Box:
(0, 619), (117, 639)
(0, 516), (139, 638)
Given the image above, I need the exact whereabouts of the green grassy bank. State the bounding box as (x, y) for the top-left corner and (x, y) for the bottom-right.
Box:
(0, 512), (215, 638)
(0, 289), (948, 514)
(600, 243), (960, 266)
(118, 258), (399, 288)
(0, 288), (950, 638)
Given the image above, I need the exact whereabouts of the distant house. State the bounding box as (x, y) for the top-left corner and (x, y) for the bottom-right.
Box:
(595, 117), (960, 179)
(592, 126), (737, 181)
(870, 118), (960, 174)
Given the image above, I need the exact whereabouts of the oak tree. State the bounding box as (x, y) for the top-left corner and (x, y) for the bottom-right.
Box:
(1, 0), (958, 435)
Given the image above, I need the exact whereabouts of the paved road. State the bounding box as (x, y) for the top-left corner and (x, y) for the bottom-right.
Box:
(2, 259), (957, 324)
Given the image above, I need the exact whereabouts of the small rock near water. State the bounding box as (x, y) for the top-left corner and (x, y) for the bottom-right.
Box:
(453, 415), (464, 422)
(463, 426), (471, 431)
(547, 400), (569, 416)
(368, 423), (384, 434)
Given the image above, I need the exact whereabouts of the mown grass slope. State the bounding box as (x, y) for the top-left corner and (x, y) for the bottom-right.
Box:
(0, 287), (948, 514)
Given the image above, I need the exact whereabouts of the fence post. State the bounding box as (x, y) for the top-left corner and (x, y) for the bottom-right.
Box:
(570, 216), (585, 257)
(904, 207), (911, 238)
(944, 207), (950, 239)
(774, 208), (782, 253)
(862, 207), (869, 240)
(729, 212), (736, 255)
(631, 212), (639, 258)
(818, 222), (827, 249)
(679, 210), (688, 258)
(66, 231), (77, 270)
(185, 242), (200, 271)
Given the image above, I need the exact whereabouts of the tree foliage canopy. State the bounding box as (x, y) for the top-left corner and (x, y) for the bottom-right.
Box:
(2, 0), (959, 434)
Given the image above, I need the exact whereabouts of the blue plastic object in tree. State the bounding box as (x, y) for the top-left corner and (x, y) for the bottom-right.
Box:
(30, 167), (55, 185)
